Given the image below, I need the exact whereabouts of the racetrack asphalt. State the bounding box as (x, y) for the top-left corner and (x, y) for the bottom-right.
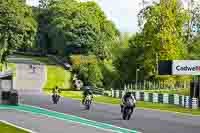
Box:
(0, 109), (114, 133)
(19, 92), (200, 133)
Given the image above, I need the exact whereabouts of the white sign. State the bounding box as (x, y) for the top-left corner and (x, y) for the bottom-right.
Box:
(172, 60), (200, 75)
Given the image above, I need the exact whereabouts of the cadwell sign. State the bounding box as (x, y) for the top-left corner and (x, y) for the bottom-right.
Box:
(172, 60), (200, 75)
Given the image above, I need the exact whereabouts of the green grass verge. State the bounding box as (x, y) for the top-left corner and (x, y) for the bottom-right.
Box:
(0, 121), (29, 133)
(0, 63), (16, 78)
(46, 90), (200, 115)
(144, 88), (190, 96)
(43, 65), (72, 90)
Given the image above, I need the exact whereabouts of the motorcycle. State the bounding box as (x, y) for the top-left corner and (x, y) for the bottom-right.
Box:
(84, 95), (92, 110)
(52, 93), (60, 104)
(122, 98), (134, 120)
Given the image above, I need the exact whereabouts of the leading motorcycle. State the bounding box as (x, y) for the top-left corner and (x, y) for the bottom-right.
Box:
(122, 98), (134, 120)
(52, 93), (60, 104)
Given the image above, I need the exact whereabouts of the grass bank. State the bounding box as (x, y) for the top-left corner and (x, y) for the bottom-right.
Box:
(43, 65), (72, 90)
(0, 121), (29, 133)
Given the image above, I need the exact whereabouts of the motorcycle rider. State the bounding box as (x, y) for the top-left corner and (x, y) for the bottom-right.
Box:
(52, 86), (60, 95)
(120, 92), (136, 113)
(82, 86), (93, 104)
(52, 86), (61, 103)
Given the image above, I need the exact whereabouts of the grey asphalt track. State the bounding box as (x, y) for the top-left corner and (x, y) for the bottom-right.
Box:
(0, 109), (113, 133)
(19, 92), (200, 133)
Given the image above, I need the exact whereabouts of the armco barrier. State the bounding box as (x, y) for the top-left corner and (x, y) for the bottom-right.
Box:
(153, 93), (158, 103)
(140, 92), (144, 101)
(144, 92), (149, 102)
(184, 96), (191, 108)
(136, 91), (140, 100)
(168, 94), (174, 104)
(192, 98), (198, 109)
(163, 93), (169, 104)
(110, 90), (199, 109)
(149, 93), (153, 102)
(158, 93), (163, 103)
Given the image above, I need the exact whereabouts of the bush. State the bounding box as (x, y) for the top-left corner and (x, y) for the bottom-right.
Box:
(69, 54), (97, 65)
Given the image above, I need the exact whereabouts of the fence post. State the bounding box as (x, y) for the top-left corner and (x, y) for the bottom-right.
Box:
(111, 89), (114, 97)
(181, 95), (185, 107)
(136, 91), (140, 100)
(143, 80), (145, 90)
(158, 93), (163, 103)
(158, 81), (160, 89)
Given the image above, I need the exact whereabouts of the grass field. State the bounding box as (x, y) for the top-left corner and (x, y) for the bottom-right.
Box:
(0, 121), (29, 133)
(43, 65), (72, 90)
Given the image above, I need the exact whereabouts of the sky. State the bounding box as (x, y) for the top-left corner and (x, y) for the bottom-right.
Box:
(26, 0), (191, 33)
(26, 0), (146, 33)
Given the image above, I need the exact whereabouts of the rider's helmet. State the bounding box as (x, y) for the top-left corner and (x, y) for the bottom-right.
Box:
(88, 89), (93, 95)
(125, 92), (132, 97)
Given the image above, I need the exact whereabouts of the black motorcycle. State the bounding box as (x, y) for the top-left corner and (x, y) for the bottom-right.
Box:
(84, 95), (92, 110)
(52, 93), (60, 104)
(122, 98), (135, 120)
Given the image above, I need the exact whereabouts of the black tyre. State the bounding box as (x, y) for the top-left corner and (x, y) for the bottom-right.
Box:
(86, 104), (90, 110)
(122, 108), (128, 120)
(127, 113), (131, 120)
(122, 113), (126, 120)
(85, 100), (91, 110)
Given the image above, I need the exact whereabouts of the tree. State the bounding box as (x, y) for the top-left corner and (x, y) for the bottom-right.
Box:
(39, 0), (53, 9)
(137, 0), (189, 78)
(188, 34), (200, 59)
(0, 0), (37, 65)
(74, 63), (103, 87)
(38, 0), (119, 57)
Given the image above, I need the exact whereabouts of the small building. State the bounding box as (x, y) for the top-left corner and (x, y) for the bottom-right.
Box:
(0, 70), (18, 105)
(0, 70), (13, 91)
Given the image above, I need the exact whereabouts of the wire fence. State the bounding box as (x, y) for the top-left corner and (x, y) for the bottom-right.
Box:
(119, 80), (191, 90)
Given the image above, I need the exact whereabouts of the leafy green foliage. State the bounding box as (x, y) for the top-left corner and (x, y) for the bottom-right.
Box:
(135, 1), (189, 78)
(44, 65), (72, 89)
(188, 34), (200, 59)
(38, 0), (119, 58)
(73, 63), (103, 87)
(0, 0), (37, 64)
